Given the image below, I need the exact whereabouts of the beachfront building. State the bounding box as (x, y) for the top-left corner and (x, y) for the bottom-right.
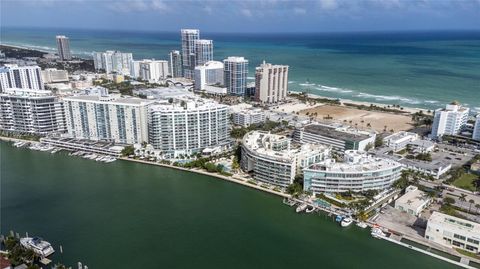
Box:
(194, 39), (213, 66)
(41, 68), (69, 83)
(293, 123), (376, 153)
(232, 108), (266, 127)
(169, 50), (182, 78)
(63, 90), (153, 144)
(0, 88), (66, 135)
(0, 64), (44, 91)
(56, 35), (72, 61)
(181, 29), (200, 79)
(93, 50), (133, 76)
(148, 96), (230, 158)
(383, 131), (419, 152)
(241, 131), (330, 188)
(473, 115), (480, 141)
(223, 57), (248, 96)
(137, 59), (169, 82)
(194, 61), (224, 91)
(394, 185), (431, 216)
(303, 150), (402, 193)
(254, 61), (289, 104)
(425, 211), (480, 254)
(430, 102), (469, 139)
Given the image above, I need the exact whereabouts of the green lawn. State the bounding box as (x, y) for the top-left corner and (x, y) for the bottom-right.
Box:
(452, 173), (478, 191)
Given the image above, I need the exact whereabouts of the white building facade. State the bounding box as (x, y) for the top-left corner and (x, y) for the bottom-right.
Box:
(138, 59), (169, 82)
(241, 131), (330, 188)
(303, 150), (402, 193)
(56, 35), (72, 61)
(169, 50), (182, 78)
(63, 92), (152, 144)
(426, 211), (480, 254)
(0, 64), (44, 91)
(473, 115), (480, 141)
(0, 88), (65, 135)
(181, 29), (200, 79)
(194, 61), (224, 90)
(383, 131), (419, 152)
(255, 61), (289, 104)
(223, 57), (248, 96)
(194, 39), (213, 66)
(394, 185), (431, 216)
(232, 109), (266, 127)
(41, 68), (69, 83)
(93, 51), (133, 75)
(148, 97), (230, 158)
(431, 102), (469, 139)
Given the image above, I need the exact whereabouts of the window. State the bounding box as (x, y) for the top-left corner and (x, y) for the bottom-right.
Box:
(467, 238), (480, 245)
(454, 234), (466, 241)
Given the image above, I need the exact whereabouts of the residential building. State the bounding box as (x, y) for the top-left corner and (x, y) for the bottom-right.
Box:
(241, 131), (330, 188)
(169, 50), (182, 78)
(0, 88), (65, 135)
(56, 35), (72, 61)
(148, 96), (230, 158)
(41, 68), (69, 83)
(431, 102), (469, 139)
(181, 29), (200, 79)
(92, 51), (133, 75)
(0, 64), (44, 91)
(194, 39), (213, 66)
(137, 59), (169, 82)
(473, 115), (480, 141)
(383, 131), (419, 152)
(232, 108), (266, 127)
(293, 123), (376, 153)
(425, 211), (480, 254)
(63, 90), (152, 144)
(223, 56), (248, 96)
(130, 60), (141, 79)
(255, 61), (289, 103)
(194, 61), (224, 90)
(303, 150), (402, 193)
(395, 185), (431, 216)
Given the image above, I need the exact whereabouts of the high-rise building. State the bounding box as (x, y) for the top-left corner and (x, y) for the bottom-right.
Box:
(194, 39), (213, 66)
(169, 50), (182, 78)
(473, 115), (480, 141)
(430, 102), (469, 139)
(56, 35), (72, 61)
(223, 56), (248, 96)
(41, 68), (69, 83)
(194, 61), (224, 90)
(255, 61), (289, 103)
(0, 88), (66, 135)
(0, 64), (44, 91)
(181, 29), (200, 79)
(63, 90), (153, 144)
(92, 51), (133, 75)
(148, 96), (230, 158)
(137, 59), (169, 82)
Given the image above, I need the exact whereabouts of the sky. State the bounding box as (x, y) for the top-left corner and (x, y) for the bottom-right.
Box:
(1, 0), (480, 33)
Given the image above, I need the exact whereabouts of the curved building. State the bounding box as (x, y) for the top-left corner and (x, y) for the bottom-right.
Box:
(148, 96), (229, 158)
(241, 131), (330, 188)
(303, 150), (402, 193)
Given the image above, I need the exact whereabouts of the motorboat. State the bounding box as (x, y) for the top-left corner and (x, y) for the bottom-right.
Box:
(341, 217), (353, 227)
(283, 198), (296, 206)
(295, 203), (308, 213)
(371, 227), (386, 239)
(356, 222), (368, 229)
(20, 237), (55, 257)
(305, 206), (316, 213)
(335, 215), (344, 223)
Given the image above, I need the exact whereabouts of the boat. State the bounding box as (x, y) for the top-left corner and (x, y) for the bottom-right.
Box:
(356, 222), (368, 229)
(371, 227), (386, 239)
(305, 205), (316, 213)
(335, 215), (344, 223)
(295, 203), (308, 213)
(341, 217), (353, 227)
(282, 198), (296, 206)
(20, 237), (55, 257)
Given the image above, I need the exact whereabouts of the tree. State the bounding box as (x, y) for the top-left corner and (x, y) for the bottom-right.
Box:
(286, 183), (303, 196)
(443, 197), (455, 205)
(364, 143), (373, 151)
(469, 199), (475, 213)
(121, 145), (135, 156)
(374, 136), (384, 148)
(459, 193), (467, 208)
(475, 204), (480, 214)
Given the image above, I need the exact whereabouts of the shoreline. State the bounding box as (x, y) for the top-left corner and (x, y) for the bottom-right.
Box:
(1, 136), (476, 268)
(0, 43), (89, 60)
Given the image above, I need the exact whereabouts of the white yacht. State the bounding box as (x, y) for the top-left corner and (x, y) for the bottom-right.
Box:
(371, 227), (386, 239)
(356, 222), (368, 229)
(295, 203), (308, 213)
(341, 217), (353, 227)
(20, 237), (55, 257)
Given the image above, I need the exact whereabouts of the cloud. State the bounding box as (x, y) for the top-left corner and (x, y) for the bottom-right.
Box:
(151, 0), (168, 12)
(318, 0), (338, 10)
(240, 8), (253, 17)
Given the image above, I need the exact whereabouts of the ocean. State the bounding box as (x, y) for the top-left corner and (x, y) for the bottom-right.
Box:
(1, 27), (480, 111)
(1, 142), (459, 268)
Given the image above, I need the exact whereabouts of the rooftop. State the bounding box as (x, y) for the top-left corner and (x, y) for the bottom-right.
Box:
(303, 123), (372, 142)
(306, 151), (401, 173)
(63, 94), (153, 106)
(395, 185), (430, 209)
(429, 211), (480, 235)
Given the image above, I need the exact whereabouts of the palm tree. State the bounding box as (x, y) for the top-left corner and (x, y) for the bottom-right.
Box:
(469, 199), (475, 213)
(366, 123), (371, 128)
(459, 193), (467, 208)
(475, 204), (480, 214)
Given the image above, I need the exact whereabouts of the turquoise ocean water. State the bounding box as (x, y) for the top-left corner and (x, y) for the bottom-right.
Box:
(1, 28), (479, 111)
